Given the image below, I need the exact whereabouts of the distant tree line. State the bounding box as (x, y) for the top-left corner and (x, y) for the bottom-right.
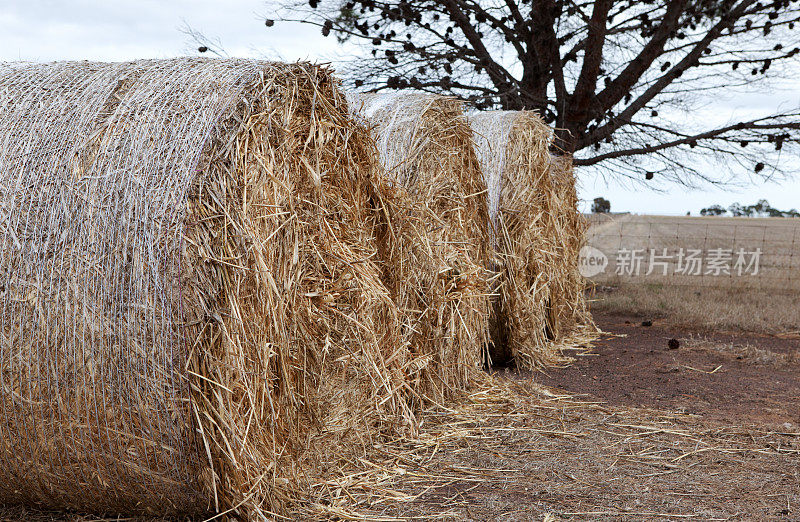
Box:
(700, 199), (800, 217)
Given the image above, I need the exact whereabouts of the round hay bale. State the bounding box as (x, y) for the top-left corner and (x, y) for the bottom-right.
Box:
(0, 58), (410, 518)
(470, 110), (568, 369)
(547, 154), (596, 337)
(349, 92), (490, 403)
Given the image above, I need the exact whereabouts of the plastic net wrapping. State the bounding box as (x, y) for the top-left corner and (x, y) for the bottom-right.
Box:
(349, 91), (490, 403)
(0, 58), (409, 518)
(468, 110), (517, 251)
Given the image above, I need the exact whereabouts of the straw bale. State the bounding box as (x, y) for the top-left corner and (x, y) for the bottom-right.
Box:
(470, 111), (569, 369)
(547, 154), (596, 337)
(349, 92), (490, 404)
(0, 58), (410, 518)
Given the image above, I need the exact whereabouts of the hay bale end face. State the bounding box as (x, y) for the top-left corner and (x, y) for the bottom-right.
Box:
(470, 110), (568, 369)
(0, 59), (409, 517)
(350, 92), (490, 403)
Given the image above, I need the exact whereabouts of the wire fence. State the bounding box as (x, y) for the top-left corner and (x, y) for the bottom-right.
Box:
(582, 214), (800, 290)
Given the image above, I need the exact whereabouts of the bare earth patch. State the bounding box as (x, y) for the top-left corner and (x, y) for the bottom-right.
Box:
(536, 313), (800, 428)
(307, 377), (798, 520)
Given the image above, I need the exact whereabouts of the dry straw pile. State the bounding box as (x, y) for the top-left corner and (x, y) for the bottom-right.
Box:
(471, 111), (594, 369)
(350, 92), (490, 404)
(0, 58), (413, 519)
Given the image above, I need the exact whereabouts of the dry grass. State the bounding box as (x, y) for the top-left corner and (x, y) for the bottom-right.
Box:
(586, 214), (800, 291)
(681, 335), (800, 367)
(590, 282), (800, 334)
(586, 213), (800, 334)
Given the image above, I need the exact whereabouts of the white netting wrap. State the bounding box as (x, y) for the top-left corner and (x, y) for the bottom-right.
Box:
(469, 110), (520, 248)
(348, 92), (450, 188)
(0, 58), (272, 512)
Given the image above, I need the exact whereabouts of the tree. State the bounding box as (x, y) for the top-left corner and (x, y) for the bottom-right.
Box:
(728, 202), (746, 216)
(700, 204), (726, 216)
(724, 199), (799, 216)
(750, 198), (772, 216)
(592, 197), (611, 213)
(271, 0), (800, 184)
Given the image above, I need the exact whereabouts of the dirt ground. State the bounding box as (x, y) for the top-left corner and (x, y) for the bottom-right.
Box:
(537, 312), (800, 428)
(333, 313), (798, 521)
(2, 312), (799, 521)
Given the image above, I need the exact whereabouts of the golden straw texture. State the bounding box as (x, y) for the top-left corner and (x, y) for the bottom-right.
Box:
(548, 154), (596, 338)
(0, 58), (410, 519)
(350, 92), (490, 405)
(470, 110), (570, 369)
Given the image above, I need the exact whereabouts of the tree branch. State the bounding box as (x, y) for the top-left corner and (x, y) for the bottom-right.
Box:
(592, 0), (688, 118)
(568, 0), (613, 122)
(575, 116), (800, 166)
(578, 0), (754, 150)
(441, 0), (520, 104)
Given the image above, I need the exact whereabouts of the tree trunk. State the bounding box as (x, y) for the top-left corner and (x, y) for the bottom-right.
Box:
(552, 125), (579, 156)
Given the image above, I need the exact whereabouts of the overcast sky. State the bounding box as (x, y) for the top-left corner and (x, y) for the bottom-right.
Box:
(2, 0), (799, 215)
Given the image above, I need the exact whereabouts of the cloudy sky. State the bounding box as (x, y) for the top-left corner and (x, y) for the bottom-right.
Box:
(2, 0), (799, 215)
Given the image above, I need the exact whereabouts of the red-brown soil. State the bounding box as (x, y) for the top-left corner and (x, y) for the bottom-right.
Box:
(535, 312), (800, 428)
